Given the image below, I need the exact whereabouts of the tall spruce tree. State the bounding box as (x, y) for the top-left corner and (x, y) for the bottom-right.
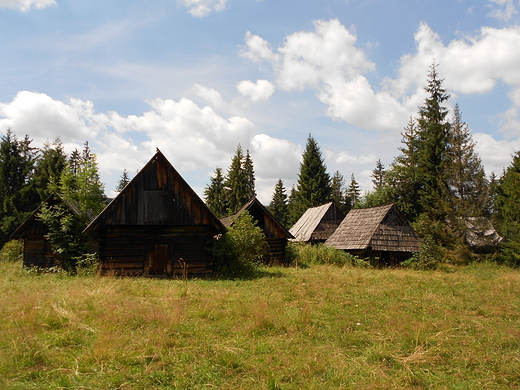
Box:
(495, 151), (520, 266)
(346, 173), (361, 208)
(292, 135), (332, 221)
(32, 138), (67, 201)
(415, 63), (451, 226)
(115, 169), (131, 192)
(243, 149), (256, 200)
(0, 130), (39, 246)
(371, 159), (386, 190)
(204, 167), (228, 218)
(331, 170), (349, 213)
(225, 145), (250, 214)
(268, 179), (289, 227)
(445, 104), (489, 243)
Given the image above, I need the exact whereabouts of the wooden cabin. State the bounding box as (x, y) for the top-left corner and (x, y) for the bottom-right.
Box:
(221, 197), (294, 264)
(11, 194), (96, 268)
(289, 202), (345, 243)
(464, 217), (502, 253)
(83, 150), (227, 277)
(325, 203), (421, 265)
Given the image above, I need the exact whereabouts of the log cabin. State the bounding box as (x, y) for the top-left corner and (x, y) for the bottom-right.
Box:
(289, 202), (345, 244)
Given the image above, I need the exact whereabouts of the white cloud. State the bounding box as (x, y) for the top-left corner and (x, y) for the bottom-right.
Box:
(237, 79), (275, 102)
(488, 0), (519, 21)
(0, 0), (55, 11)
(473, 132), (520, 175)
(193, 84), (224, 108)
(177, 0), (228, 17)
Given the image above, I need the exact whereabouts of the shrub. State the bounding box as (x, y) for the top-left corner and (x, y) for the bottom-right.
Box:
(401, 235), (442, 270)
(75, 253), (100, 276)
(212, 211), (269, 278)
(0, 240), (23, 262)
(287, 242), (364, 268)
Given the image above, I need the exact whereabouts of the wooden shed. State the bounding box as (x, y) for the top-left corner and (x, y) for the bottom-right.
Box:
(325, 203), (421, 264)
(83, 149), (227, 277)
(289, 202), (345, 243)
(221, 197), (294, 264)
(11, 194), (96, 268)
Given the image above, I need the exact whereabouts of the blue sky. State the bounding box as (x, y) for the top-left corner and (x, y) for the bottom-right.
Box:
(1, 0), (520, 203)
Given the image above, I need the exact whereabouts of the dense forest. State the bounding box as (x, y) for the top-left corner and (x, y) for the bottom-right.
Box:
(1, 64), (519, 267)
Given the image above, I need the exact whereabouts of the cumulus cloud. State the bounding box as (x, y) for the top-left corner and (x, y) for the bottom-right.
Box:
(242, 19), (520, 134)
(237, 79), (275, 102)
(177, 0), (228, 17)
(0, 0), (55, 11)
(193, 84), (224, 108)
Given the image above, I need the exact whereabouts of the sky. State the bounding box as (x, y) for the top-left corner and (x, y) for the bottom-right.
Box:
(1, 0), (520, 204)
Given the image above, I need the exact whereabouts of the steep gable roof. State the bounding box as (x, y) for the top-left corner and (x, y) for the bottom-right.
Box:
(289, 202), (345, 242)
(221, 197), (293, 239)
(326, 203), (421, 253)
(84, 149), (226, 236)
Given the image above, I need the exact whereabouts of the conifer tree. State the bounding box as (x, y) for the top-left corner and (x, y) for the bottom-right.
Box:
(225, 145), (249, 214)
(331, 170), (349, 213)
(32, 138), (67, 201)
(445, 104), (489, 243)
(115, 168), (131, 192)
(346, 173), (361, 208)
(292, 135), (332, 220)
(371, 159), (386, 190)
(204, 167), (228, 218)
(243, 149), (256, 200)
(268, 179), (288, 227)
(0, 130), (39, 246)
(495, 151), (520, 266)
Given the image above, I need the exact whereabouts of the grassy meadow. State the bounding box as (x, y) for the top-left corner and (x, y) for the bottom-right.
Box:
(0, 260), (519, 389)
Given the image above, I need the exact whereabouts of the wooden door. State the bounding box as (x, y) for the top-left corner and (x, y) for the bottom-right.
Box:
(147, 243), (172, 276)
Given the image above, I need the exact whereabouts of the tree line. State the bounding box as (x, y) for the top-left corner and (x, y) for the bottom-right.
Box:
(204, 63), (520, 266)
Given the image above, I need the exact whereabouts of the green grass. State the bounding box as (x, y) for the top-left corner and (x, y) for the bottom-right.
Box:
(0, 261), (519, 389)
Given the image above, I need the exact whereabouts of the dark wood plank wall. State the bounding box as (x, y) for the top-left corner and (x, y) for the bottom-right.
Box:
(99, 226), (215, 276)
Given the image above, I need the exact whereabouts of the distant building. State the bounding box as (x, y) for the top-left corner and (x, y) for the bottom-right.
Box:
(326, 203), (421, 265)
(289, 202), (345, 244)
(221, 197), (294, 264)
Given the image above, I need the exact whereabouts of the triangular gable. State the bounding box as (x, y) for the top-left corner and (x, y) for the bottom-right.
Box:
(326, 203), (420, 253)
(84, 149), (226, 236)
(221, 197), (293, 239)
(289, 202), (345, 242)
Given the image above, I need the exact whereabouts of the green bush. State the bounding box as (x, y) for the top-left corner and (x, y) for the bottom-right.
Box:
(75, 253), (100, 276)
(401, 235), (441, 270)
(212, 211), (269, 278)
(0, 240), (23, 262)
(287, 242), (364, 268)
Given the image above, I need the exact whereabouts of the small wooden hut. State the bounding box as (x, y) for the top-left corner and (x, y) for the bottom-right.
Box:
(289, 202), (345, 243)
(221, 197), (294, 264)
(11, 194), (96, 268)
(325, 203), (421, 264)
(83, 149), (226, 277)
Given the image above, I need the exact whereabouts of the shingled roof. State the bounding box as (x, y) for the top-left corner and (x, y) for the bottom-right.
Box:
(325, 203), (421, 253)
(289, 202), (345, 242)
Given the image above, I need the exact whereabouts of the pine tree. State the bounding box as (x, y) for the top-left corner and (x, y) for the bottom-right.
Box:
(32, 138), (67, 201)
(495, 151), (520, 266)
(0, 130), (39, 246)
(115, 168), (131, 192)
(225, 145), (249, 214)
(243, 150), (256, 200)
(331, 170), (349, 213)
(445, 104), (489, 243)
(346, 173), (361, 208)
(268, 179), (288, 227)
(204, 167), (228, 218)
(371, 159), (386, 190)
(292, 135), (332, 220)
(415, 62), (451, 224)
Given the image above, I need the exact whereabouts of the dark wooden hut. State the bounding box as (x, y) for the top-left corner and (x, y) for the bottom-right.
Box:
(325, 203), (421, 264)
(289, 202), (345, 243)
(83, 149), (226, 277)
(221, 197), (294, 264)
(11, 194), (96, 268)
